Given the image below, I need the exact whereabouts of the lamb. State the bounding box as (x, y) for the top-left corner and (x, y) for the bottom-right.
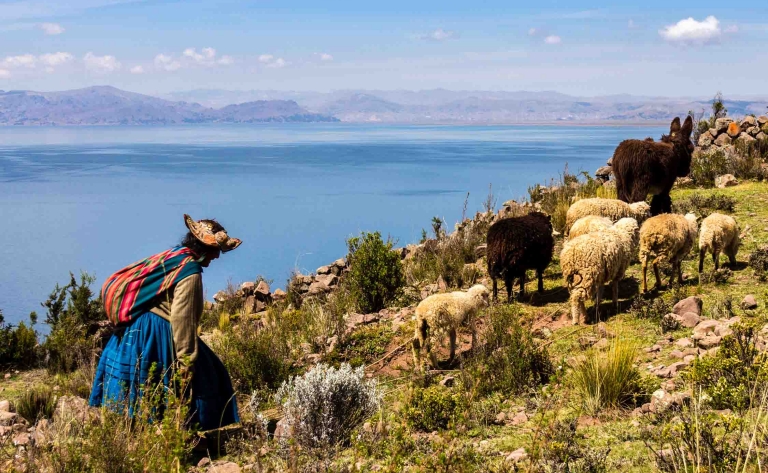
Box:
(612, 116), (695, 216)
(567, 215), (613, 240)
(486, 212), (554, 302)
(639, 213), (698, 292)
(698, 213), (740, 273)
(560, 218), (639, 325)
(564, 198), (650, 237)
(412, 284), (490, 370)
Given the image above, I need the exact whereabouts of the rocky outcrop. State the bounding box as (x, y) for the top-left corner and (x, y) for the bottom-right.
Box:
(698, 115), (768, 150)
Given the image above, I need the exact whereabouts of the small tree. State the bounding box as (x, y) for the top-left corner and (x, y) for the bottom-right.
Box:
(346, 231), (404, 313)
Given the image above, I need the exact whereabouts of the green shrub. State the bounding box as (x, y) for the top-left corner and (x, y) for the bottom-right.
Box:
(571, 339), (643, 415)
(528, 167), (602, 234)
(749, 245), (768, 281)
(404, 384), (468, 432)
(690, 149), (731, 187)
(628, 294), (672, 323)
(685, 321), (768, 412)
(530, 418), (610, 473)
(15, 386), (56, 423)
(0, 310), (39, 368)
(461, 304), (552, 396)
(330, 324), (393, 368)
(672, 192), (736, 216)
(346, 231), (404, 313)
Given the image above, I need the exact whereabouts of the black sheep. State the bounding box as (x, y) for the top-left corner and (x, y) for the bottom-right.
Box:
(612, 116), (694, 216)
(486, 212), (554, 302)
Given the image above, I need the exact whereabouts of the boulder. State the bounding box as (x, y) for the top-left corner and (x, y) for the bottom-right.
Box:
(314, 273), (338, 287)
(709, 128), (718, 138)
(715, 174), (738, 188)
(475, 244), (487, 259)
(715, 117), (733, 132)
(698, 335), (722, 349)
(595, 165), (613, 179)
(741, 116), (757, 129)
(606, 156), (613, 166)
(763, 123), (768, 134)
(747, 126), (760, 137)
(0, 400), (10, 412)
(510, 411), (528, 425)
(698, 133), (713, 147)
(210, 462), (241, 473)
(239, 281), (256, 295)
(673, 297), (702, 317)
(757, 132), (768, 142)
(727, 122), (741, 138)
(741, 295), (758, 310)
(346, 312), (380, 330)
(331, 258), (347, 268)
(693, 319), (720, 338)
(272, 288), (287, 300)
(244, 296), (266, 314)
(655, 361), (688, 378)
(758, 115), (768, 126)
(273, 418), (292, 440)
(0, 411), (17, 426)
(213, 291), (228, 303)
(316, 265), (331, 275)
(714, 133), (732, 146)
(737, 132), (756, 144)
(676, 312), (701, 328)
(505, 448), (528, 464)
(307, 280), (330, 295)
(54, 396), (98, 435)
(675, 338), (693, 348)
(254, 280), (271, 299)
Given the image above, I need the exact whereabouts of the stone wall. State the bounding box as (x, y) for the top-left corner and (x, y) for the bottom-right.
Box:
(698, 115), (768, 149)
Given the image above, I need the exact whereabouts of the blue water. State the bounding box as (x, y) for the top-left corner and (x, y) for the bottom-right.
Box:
(0, 123), (664, 327)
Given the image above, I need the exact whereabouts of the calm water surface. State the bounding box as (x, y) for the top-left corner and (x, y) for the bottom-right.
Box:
(0, 123), (664, 327)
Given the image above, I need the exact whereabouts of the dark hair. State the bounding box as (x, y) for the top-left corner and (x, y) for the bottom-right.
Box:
(180, 219), (224, 256)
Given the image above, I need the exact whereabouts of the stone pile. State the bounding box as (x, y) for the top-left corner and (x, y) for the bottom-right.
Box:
(698, 116), (768, 149)
(290, 258), (348, 297)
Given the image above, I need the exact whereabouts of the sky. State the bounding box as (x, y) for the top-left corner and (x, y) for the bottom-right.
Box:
(0, 0), (766, 97)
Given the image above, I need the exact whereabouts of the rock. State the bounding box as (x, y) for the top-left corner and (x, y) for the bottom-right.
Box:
(698, 335), (722, 349)
(741, 116), (757, 129)
(315, 273), (338, 287)
(437, 275), (448, 291)
(213, 291), (228, 303)
(715, 174), (738, 188)
(676, 338), (693, 348)
(494, 412), (506, 424)
(737, 132), (756, 144)
(345, 313), (380, 333)
(673, 297), (702, 317)
(53, 396), (98, 433)
(747, 126), (760, 136)
(727, 122), (741, 138)
(693, 320), (720, 338)
(272, 288), (287, 300)
(505, 447), (528, 463)
(305, 354), (322, 364)
(715, 117), (733, 133)
(326, 335), (339, 354)
(655, 362), (688, 378)
(0, 411), (17, 426)
(763, 122), (768, 134)
(274, 418), (292, 440)
(595, 165), (613, 179)
(596, 323), (614, 339)
(12, 432), (30, 446)
(211, 462), (241, 473)
(244, 296), (266, 314)
(197, 457), (211, 468)
(254, 280), (271, 298)
(675, 176), (694, 188)
(510, 412), (528, 425)
(606, 156), (613, 166)
(316, 265), (331, 275)
(758, 116), (768, 126)
(757, 132), (768, 142)
(709, 128), (718, 138)
(677, 312), (701, 328)
(741, 295), (758, 310)
(332, 258), (347, 268)
(307, 280), (330, 295)
(532, 327), (553, 339)
(593, 338), (609, 350)
(474, 244), (487, 259)
(439, 376), (456, 388)
(0, 400), (9, 412)
(240, 281), (256, 295)
(670, 349), (684, 359)
(714, 133), (732, 147)
(698, 133), (713, 147)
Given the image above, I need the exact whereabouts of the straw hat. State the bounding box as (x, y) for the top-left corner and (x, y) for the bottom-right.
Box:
(183, 214), (242, 253)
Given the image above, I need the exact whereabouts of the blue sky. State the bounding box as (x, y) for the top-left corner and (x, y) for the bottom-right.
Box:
(0, 0), (766, 96)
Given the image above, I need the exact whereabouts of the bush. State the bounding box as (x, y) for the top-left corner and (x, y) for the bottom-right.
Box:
(15, 386), (56, 423)
(276, 363), (381, 451)
(672, 192), (736, 217)
(404, 384), (468, 432)
(689, 149), (731, 187)
(629, 294), (672, 323)
(42, 272), (105, 374)
(0, 310), (38, 368)
(528, 167), (602, 233)
(530, 418), (610, 472)
(699, 267), (733, 285)
(346, 231), (404, 313)
(571, 339), (643, 414)
(749, 245), (768, 281)
(461, 304), (552, 396)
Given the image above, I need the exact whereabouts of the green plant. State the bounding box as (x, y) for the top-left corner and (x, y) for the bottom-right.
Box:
(699, 267), (733, 285)
(346, 231), (404, 313)
(530, 418), (610, 472)
(404, 383), (468, 432)
(15, 386), (56, 423)
(672, 192), (735, 216)
(0, 310), (38, 368)
(330, 324), (393, 368)
(570, 339), (643, 415)
(460, 304), (552, 396)
(689, 149), (731, 187)
(629, 294), (672, 322)
(528, 166), (602, 233)
(749, 245), (768, 281)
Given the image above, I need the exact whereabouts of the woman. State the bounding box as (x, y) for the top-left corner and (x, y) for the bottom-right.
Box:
(89, 214), (240, 431)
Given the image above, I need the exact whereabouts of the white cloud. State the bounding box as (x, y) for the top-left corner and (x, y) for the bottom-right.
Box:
(628, 19), (636, 29)
(0, 69), (10, 78)
(39, 22), (64, 35)
(258, 54), (274, 63)
(544, 35), (561, 44)
(83, 52), (121, 72)
(218, 55), (234, 65)
(528, 28), (538, 36)
(154, 53), (181, 71)
(420, 28), (457, 41)
(724, 24), (739, 34)
(39, 52), (73, 67)
(319, 53), (333, 61)
(130, 65), (144, 74)
(659, 16), (722, 44)
(2, 54), (36, 68)
(266, 57), (286, 68)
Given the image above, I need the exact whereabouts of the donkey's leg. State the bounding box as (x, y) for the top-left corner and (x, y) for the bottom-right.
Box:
(537, 268), (545, 293)
(518, 271), (526, 302)
(492, 277), (498, 302)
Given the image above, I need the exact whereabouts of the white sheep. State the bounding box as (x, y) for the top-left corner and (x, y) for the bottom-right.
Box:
(560, 218), (639, 325)
(412, 284), (490, 370)
(565, 198), (650, 237)
(639, 213), (698, 292)
(567, 215), (613, 240)
(698, 213), (740, 273)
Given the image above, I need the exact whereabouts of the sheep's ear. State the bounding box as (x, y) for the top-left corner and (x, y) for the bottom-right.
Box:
(670, 117), (681, 134)
(681, 116), (693, 138)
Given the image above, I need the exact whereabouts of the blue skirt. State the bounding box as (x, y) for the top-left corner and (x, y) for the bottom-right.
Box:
(89, 312), (239, 431)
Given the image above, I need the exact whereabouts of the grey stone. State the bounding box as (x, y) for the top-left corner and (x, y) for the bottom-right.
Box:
(254, 280), (271, 298)
(315, 273), (338, 287)
(757, 132), (768, 142)
(741, 116), (757, 128)
(316, 265), (331, 275)
(506, 448), (528, 463)
(741, 295), (758, 310)
(0, 411), (17, 426)
(272, 288), (287, 300)
(510, 412), (528, 425)
(693, 319), (719, 338)
(715, 117), (734, 133)
(439, 376), (455, 387)
(677, 312), (701, 328)
(714, 133), (732, 147)
(758, 115), (768, 126)
(239, 281), (256, 295)
(307, 280), (330, 295)
(213, 291), (228, 303)
(698, 133), (713, 147)
(698, 335), (722, 349)
(0, 400), (10, 412)
(669, 349), (685, 359)
(737, 132), (756, 143)
(673, 297), (703, 317)
(595, 165), (613, 178)
(675, 338), (693, 348)
(210, 462), (241, 473)
(715, 174), (738, 188)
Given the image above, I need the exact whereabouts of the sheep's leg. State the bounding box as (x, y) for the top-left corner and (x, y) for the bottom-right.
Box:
(518, 272), (526, 302)
(537, 268), (544, 293)
(492, 278), (498, 302)
(676, 260), (684, 285)
(699, 249), (706, 274)
(413, 321), (426, 371)
(595, 287), (602, 323)
(612, 280), (619, 313)
(653, 262), (663, 290)
(412, 336), (421, 371)
(448, 328), (457, 364)
(728, 250), (737, 266)
(713, 251), (720, 271)
(571, 292), (586, 325)
(642, 260), (649, 293)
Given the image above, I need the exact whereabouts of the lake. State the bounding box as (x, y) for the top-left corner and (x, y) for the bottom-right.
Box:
(0, 123), (665, 328)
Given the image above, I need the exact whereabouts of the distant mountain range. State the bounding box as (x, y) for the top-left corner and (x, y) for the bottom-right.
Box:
(1, 86), (766, 125)
(0, 86), (338, 125)
(166, 89), (768, 124)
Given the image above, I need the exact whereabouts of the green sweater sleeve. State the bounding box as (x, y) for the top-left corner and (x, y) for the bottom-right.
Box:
(169, 273), (203, 367)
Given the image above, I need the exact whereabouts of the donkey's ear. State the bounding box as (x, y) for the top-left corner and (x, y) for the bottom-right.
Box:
(681, 115), (693, 137)
(670, 117), (681, 133)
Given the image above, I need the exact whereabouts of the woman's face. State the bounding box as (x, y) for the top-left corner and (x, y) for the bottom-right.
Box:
(201, 248), (221, 267)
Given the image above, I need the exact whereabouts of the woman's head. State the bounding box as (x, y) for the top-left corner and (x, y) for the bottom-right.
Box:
(181, 215), (241, 266)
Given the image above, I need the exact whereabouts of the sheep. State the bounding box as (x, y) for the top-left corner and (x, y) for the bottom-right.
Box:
(567, 215), (613, 240)
(564, 198), (650, 237)
(486, 212), (554, 302)
(639, 213), (698, 293)
(560, 218), (639, 325)
(412, 284), (490, 370)
(612, 116), (695, 216)
(698, 213), (740, 273)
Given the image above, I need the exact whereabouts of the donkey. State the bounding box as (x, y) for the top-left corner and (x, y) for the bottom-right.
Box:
(612, 116), (694, 216)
